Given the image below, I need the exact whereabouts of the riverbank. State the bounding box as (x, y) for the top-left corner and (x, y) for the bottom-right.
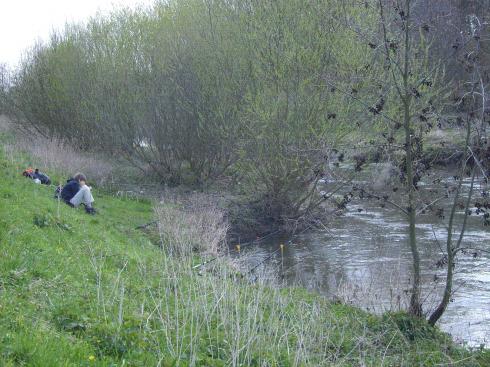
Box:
(1, 135), (489, 365)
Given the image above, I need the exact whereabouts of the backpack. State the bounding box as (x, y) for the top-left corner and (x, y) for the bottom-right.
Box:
(22, 168), (35, 179)
(33, 169), (51, 185)
(22, 168), (51, 185)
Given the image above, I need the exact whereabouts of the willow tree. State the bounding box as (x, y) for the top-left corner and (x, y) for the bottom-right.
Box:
(231, 0), (374, 229)
(131, 0), (249, 185)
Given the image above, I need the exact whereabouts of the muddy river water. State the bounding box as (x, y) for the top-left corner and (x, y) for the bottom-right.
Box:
(237, 165), (490, 347)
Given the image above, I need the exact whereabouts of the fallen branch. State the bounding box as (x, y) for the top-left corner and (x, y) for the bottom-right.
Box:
(135, 220), (158, 230)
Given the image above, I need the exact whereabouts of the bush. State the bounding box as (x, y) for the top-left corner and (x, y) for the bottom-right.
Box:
(154, 193), (228, 256)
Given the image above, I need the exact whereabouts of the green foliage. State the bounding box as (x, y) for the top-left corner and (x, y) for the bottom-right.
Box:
(385, 312), (439, 341)
(33, 212), (72, 231)
(233, 0), (375, 223)
(0, 64), (8, 115)
(6, 0), (380, 224)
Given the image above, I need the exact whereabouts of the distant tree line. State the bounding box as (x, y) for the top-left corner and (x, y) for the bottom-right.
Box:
(4, 0), (379, 226)
(2, 0), (488, 228)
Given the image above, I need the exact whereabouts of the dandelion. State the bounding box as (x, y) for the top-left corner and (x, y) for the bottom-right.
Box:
(88, 355), (96, 361)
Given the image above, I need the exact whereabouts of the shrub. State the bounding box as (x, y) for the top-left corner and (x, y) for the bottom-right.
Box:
(154, 193), (228, 257)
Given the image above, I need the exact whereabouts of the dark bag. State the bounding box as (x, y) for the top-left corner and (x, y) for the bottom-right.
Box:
(33, 169), (51, 185)
(23, 168), (51, 185)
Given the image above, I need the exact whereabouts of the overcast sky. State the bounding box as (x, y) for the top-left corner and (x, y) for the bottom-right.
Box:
(1, 0), (153, 68)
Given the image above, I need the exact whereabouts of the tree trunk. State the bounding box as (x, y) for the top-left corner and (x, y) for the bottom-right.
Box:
(428, 104), (477, 325)
(405, 110), (422, 317)
(402, 0), (423, 317)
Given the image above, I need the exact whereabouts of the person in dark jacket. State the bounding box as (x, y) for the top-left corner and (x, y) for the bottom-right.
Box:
(33, 169), (51, 185)
(60, 173), (96, 214)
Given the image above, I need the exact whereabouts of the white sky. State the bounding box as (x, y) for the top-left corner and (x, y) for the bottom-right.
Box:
(0, 0), (154, 69)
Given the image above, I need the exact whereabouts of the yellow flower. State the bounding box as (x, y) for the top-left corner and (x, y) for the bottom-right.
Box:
(88, 355), (96, 361)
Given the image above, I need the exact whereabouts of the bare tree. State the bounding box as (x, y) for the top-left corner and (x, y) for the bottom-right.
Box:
(428, 11), (489, 326)
(326, 0), (489, 321)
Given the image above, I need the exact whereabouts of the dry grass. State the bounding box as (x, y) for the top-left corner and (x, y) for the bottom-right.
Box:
(1, 115), (116, 185)
(87, 235), (464, 366)
(154, 193), (229, 257)
(140, 258), (349, 366)
(150, 195), (346, 365)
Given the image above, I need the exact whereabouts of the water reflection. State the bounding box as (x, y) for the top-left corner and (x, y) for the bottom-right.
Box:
(234, 171), (490, 347)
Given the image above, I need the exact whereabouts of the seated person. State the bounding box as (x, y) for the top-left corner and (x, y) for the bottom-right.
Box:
(60, 173), (96, 214)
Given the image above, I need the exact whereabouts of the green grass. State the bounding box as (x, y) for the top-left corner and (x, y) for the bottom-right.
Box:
(0, 142), (489, 366)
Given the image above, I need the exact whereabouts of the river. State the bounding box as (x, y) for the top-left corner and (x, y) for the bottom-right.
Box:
(235, 164), (490, 347)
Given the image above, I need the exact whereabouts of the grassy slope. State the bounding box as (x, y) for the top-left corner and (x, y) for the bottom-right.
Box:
(0, 144), (489, 366)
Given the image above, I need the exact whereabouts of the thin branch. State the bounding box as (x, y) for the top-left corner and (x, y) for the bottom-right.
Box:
(352, 184), (409, 215)
(468, 146), (489, 181)
(416, 196), (447, 216)
(379, 0), (404, 98)
(322, 79), (400, 126)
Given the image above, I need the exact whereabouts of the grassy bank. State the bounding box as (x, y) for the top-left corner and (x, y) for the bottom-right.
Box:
(0, 139), (489, 366)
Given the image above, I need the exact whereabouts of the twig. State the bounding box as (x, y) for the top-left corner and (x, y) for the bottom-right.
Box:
(416, 196), (446, 216)
(135, 220), (158, 230)
(468, 146), (489, 181)
(245, 246), (283, 276)
(430, 224), (445, 255)
(238, 230), (282, 248)
(352, 184), (409, 215)
(192, 256), (221, 269)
